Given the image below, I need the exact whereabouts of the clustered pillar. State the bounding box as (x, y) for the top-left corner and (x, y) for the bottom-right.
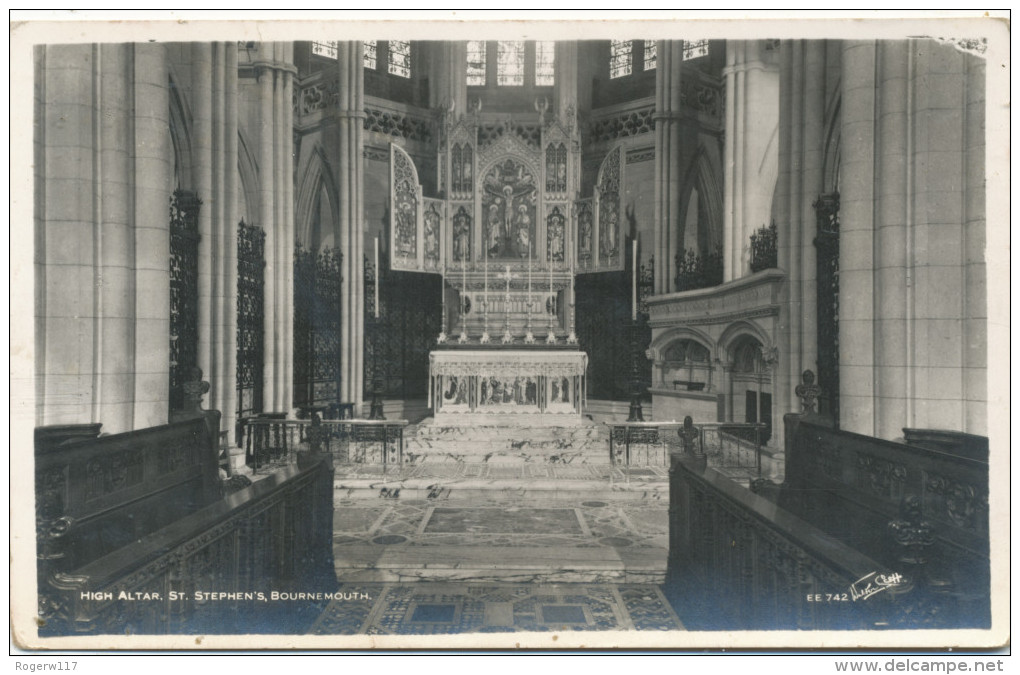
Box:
(653, 41), (683, 295)
(336, 42), (366, 412)
(773, 40), (825, 449)
(256, 43), (296, 415)
(193, 42), (240, 439)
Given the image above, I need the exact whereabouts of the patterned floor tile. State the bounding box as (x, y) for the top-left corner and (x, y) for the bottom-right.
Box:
(310, 583), (684, 635)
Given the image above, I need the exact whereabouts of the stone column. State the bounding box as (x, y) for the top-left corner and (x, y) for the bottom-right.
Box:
(255, 42), (296, 415)
(653, 41), (683, 294)
(429, 42), (467, 116)
(773, 40), (825, 450)
(34, 43), (171, 433)
(257, 53), (277, 410)
(194, 42), (240, 439)
(963, 49), (986, 435)
(722, 41), (781, 281)
(556, 42), (578, 123)
(336, 42), (366, 411)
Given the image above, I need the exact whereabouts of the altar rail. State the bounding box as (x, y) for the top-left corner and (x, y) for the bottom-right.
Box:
(38, 454), (335, 636)
(666, 454), (904, 630)
(606, 421), (766, 470)
(239, 417), (409, 473)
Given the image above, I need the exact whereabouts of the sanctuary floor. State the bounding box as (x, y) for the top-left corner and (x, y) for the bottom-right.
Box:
(317, 469), (681, 634)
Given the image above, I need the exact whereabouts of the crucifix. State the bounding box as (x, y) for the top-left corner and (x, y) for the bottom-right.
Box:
(497, 265), (514, 343)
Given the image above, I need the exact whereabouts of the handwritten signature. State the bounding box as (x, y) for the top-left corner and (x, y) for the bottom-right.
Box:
(849, 571), (906, 601)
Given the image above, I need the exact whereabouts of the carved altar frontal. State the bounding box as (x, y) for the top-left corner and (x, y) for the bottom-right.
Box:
(429, 349), (587, 426)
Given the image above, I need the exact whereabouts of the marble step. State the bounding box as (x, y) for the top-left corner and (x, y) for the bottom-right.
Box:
(334, 545), (666, 584)
(333, 473), (670, 504)
(404, 422), (610, 460)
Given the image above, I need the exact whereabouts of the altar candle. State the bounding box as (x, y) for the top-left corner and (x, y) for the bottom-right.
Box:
(374, 237), (380, 319)
(549, 252), (554, 314)
(462, 253), (467, 315)
(631, 239), (637, 321)
(528, 242), (532, 300)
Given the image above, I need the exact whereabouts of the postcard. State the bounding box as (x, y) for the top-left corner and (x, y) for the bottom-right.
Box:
(10, 10), (1010, 653)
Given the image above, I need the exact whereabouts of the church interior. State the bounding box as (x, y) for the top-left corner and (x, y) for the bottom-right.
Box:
(25, 33), (998, 641)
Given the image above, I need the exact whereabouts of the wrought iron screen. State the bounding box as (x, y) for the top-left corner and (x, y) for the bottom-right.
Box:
(168, 189), (201, 412)
(236, 220), (266, 429)
(294, 244), (344, 408)
(813, 192), (840, 427)
(364, 251), (442, 400)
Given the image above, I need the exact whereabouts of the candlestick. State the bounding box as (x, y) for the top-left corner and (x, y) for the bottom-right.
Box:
(438, 266), (447, 343)
(481, 253), (490, 343)
(525, 243), (534, 343)
(374, 237), (380, 319)
(459, 256), (468, 343)
(567, 264), (577, 344)
(546, 257), (556, 344)
(631, 239), (637, 322)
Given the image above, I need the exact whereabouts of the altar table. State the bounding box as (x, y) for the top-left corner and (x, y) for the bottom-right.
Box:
(429, 350), (588, 425)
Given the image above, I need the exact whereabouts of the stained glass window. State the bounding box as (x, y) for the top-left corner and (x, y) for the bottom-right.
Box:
(535, 41), (555, 86)
(364, 40), (378, 69)
(683, 39), (709, 61)
(497, 41), (525, 86)
(388, 39), (411, 78)
(610, 39), (633, 79)
(312, 41), (338, 59)
(644, 40), (657, 70)
(466, 41), (486, 86)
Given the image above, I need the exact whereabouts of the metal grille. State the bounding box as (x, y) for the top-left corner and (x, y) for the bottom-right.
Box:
(294, 244), (343, 408)
(168, 190), (201, 412)
(364, 252), (442, 400)
(813, 192), (840, 427)
(236, 220), (265, 427)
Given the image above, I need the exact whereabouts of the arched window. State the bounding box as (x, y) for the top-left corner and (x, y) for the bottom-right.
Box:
(683, 39), (710, 61)
(496, 41), (525, 86)
(311, 40), (409, 78)
(643, 40), (657, 70)
(387, 40), (411, 78)
(466, 40), (486, 86)
(609, 40), (633, 79)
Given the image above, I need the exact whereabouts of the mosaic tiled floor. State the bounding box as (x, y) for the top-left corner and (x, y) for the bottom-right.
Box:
(309, 582), (684, 634)
(331, 499), (669, 550)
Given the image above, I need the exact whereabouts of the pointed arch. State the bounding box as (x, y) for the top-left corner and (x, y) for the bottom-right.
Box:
(648, 325), (717, 362)
(236, 128), (259, 226)
(678, 146), (724, 254)
(822, 96), (842, 193)
(294, 143), (339, 249)
(167, 70), (193, 192)
(718, 320), (772, 361)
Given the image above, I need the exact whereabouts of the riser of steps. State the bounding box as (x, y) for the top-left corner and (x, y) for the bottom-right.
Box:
(403, 422), (609, 464)
(333, 478), (670, 504)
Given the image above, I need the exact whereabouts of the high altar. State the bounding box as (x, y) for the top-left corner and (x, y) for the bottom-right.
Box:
(383, 104), (633, 424)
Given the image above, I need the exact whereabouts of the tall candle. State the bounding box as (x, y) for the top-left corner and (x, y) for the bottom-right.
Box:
(549, 252), (554, 315)
(461, 254), (466, 317)
(374, 237), (380, 319)
(528, 242), (532, 300)
(631, 239), (637, 321)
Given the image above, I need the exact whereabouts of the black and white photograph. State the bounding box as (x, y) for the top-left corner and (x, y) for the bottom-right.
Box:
(10, 11), (1010, 654)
